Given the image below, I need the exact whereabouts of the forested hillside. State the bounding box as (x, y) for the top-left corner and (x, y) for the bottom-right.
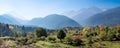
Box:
(0, 23), (36, 36)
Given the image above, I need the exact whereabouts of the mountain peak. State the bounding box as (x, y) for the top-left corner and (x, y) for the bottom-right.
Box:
(46, 14), (65, 17)
(27, 14), (81, 29)
(44, 14), (68, 19)
(85, 6), (120, 26)
(0, 14), (20, 25)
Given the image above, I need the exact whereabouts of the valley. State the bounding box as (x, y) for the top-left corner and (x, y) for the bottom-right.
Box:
(0, 0), (120, 48)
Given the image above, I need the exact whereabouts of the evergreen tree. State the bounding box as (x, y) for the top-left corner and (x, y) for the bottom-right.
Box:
(57, 30), (66, 42)
(35, 28), (47, 38)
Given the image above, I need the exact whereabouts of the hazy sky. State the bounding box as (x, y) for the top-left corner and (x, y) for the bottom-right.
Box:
(0, 0), (120, 20)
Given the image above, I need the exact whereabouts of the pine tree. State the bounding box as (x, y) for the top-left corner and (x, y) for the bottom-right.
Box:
(57, 30), (66, 42)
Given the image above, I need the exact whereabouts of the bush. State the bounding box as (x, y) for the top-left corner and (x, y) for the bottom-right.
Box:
(72, 38), (83, 46)
(98, 31), (106, 40)
(40, 36), (46, 41)
(16, 37), (28, 45)
(72, 36), (83, 46)
(64, 35), (72, 44)
(0, 39), (3, 45)
(35, 28), (47, 38)
(57, 30), (66, 42)
(47, 36), (56, 42)
(106, 34), (113, 41)
(27, 39), (33, 44)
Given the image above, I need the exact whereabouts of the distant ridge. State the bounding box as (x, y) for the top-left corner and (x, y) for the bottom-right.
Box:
(0, 14), (20, 25)
(27, 14), (81, 29)
(84, 7), (120, 26)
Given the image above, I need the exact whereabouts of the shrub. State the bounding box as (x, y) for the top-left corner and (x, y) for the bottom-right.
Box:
(0, 39), (3, 45)
(16, 37), (28, 45)
(57, 30), (66, 42)
(35, 28), (47, 38)
(72, 36), (83, 46)
(47, 36), (56, 42)
(105, 32), (115, 41)
(64, 35), (72, 44)
(27, 39), (33, 44)
(40, 36), (46, 41)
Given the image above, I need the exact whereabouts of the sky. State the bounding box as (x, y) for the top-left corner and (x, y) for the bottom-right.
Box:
(0, 0), (120, 20)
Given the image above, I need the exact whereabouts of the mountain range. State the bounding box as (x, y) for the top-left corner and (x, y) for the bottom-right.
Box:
(62, 7), (107, 26)
(0, 6), (120, 29)
(27, 14), (81, 29)
(84, 7), (120, 26)
(0, 14), (80, 29)
(73, 7), (103, 24)
(0, 14), (20, 25)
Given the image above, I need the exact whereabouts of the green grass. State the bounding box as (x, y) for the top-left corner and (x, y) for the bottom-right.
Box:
(0, 36), (11, 38)
(101, 41), (120, 48)
(36, 41), (120, 48)
(35, 41), (78, 48)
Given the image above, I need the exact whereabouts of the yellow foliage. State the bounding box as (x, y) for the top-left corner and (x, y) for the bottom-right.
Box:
(99, 31), (106, 38)
(9, 25), (14, 29)
(83, 27), (91, 32)
(116, 25), (120, 30)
